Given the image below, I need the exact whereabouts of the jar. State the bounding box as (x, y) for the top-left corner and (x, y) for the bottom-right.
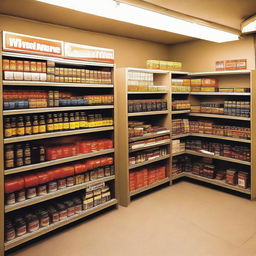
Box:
(25, 213), (39, 232)
(64, 200), (75, 217)
(14, 217), (27, 237)
(5, 219), (16, 241)
(17, 189), (26, 202)
(24, 174), (39, 199)
(37, 172), (49, 196)
(35, 209), (50, 227)
(73, 197), (83, 213)
(47, 206), (59, 223)
(238, 171), (249, 189)
(56, 203), (68, 220)
(5, 177), (25, 205)
(47, 170), (58, 193)
(5, 144), (14, 169)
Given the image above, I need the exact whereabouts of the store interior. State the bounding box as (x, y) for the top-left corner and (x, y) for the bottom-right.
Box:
(0, 0), (256, 255)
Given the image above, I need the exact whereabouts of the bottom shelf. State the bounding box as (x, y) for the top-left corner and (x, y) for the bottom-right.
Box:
(5, 199), (118, 251)
(175, 172), (250, 195)
(130, 177), (170, 196)
(172, 173), (185, 180)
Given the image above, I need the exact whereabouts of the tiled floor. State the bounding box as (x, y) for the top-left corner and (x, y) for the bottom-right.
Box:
(8, 181), (256, 256)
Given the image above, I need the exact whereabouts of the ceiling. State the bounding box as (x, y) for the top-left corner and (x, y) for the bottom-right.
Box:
(0, 0), (255, 45)
(145, 0), (256, 30)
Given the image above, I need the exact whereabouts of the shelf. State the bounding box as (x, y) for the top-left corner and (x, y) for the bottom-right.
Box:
(172, 92), (190, 95)
(129, 155), (170, 170)
(2, 51), (114, 67)
(4, 199), (118, 251)
(5, 148), (115, 175)
(171, 71), (189, 75)
(129, 140), (170, 153)
(4, 126), (114, 144)
(126, 67), (170, 74)
(172, 173), (185, 180)
(172, 151), (186, 157)
(3, 105), (114, 116)
(130, 177), (170, 196)
(172, 110), (191, 115)
(189, 113), (250, 121)
(5, 176), (115, 213)
(186, 173), (251, 194)
(189, 133), (250, 143)
(189, 70), (251, 76)
(128, 91), (168, 94)
(2, 80), (114, 88)
(128, 110), (169, 117)
(129, 130), (170, 142)
(185, 150), (251, 165)
(172, 134), (190, 140)
(190, 92), (250, 96)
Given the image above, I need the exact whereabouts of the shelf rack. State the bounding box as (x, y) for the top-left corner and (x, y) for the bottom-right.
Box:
(171, 70), (256, 199)
(1, 41), (118, 254)
(116, 67), (174, 206)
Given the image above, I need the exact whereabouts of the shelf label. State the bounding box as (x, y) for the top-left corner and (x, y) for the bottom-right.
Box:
(64, 42), (114, 63)
(3, 31), (63, 56)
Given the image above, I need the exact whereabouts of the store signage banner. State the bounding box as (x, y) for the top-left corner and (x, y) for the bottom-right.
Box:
(65, 42), (114, 63)
(3, 31), (63, 56)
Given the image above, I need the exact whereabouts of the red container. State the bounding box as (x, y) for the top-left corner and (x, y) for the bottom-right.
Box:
(46, 148), (57, 161)
(62, 146), (70, 158)
(61, 166), (75, 178)
(55, 147), (63, 159)
(24, 174), (39, 188)
(37, 172), (49, 185)
(74, 163), (86, 174)
(5, 177), (24, 193)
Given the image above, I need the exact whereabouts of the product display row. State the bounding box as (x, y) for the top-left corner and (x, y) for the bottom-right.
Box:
(3, 59), (112, 84)
(5, 182), (112, 242)
(4, 89), (114, 110)
(5, 138), (113, 169)
(5, 156), (114, 206)
(4, 112), (113, 138)
(129, 165), (166, 191)
(172, 100), (191, 110)
(128, 99), (167, 113)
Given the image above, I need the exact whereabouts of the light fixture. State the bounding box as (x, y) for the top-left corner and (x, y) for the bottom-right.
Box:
(241, 14), (256, 33)
(36, 0), (240, 43)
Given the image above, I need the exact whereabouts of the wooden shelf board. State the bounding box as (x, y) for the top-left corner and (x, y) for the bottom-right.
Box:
(129, 140), (170, 153)
(4, 199), (118, 251)
(172, 92), (190, 95)
(2, 51), (114, 67)
(5, 176), (115, 213)
(3, 81), (114, 88)
(3, 105), (114, 116)
(4, 148), (115, 175)
(129, 155), (170, 170)
(172, 151), (186, 157)
(190, 92), (250, 96)
(126, 67), (170, 74)
(128, 91), (168, 94)
(172, 173), (185, 180)
(186, 173), (251, 194)
(4, 126), (114, 144)
(189, 113), (250, 121)
(128, 110), (169, 117)
(130, 177), (170, 196)
(172, 110), (191, 115)
(189, 70), (251, 76)
(185, 150), (251, 165)
(172, 134), (190, 139)
(129, 130), (170, 142)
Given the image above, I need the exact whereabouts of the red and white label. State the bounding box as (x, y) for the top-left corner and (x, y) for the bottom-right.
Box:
(3, 31), (63, 56)
(65, 42), (114, 63)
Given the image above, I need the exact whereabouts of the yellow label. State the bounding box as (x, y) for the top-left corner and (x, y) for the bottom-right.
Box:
(47, 124), (54, 132)
(12, 128), (17, 136)
(17, 127), (25, 136)
(75, 122), (80, 129)
(5, 128), (12, 137)
(53, 123), (59, 131)
(85, 121), (89, 128)
(63, 123), (70, 130)
(32, 126), (39, 134)
(25, 126), (32, 134)
(70, 122), (76, 129)
(58, 123), (63, 130)
(79, 121), (86, 128)
(39, 125), (46, 133)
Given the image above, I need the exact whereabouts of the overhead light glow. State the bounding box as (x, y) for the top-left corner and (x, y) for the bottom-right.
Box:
(241, 15), (256, 33)
(36, 0), (239, 43)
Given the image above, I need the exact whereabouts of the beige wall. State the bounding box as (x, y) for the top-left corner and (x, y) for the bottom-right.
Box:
(0, 14), (169, 68)
(168, 36), (255, 72)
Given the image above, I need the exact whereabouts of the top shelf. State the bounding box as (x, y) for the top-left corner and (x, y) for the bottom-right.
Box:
(2, 52), (114, 68)
(3, 81), (114, 88)
(189, 70), (251, 76)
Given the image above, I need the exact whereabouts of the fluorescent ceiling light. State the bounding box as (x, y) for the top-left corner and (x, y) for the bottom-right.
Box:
(241, 14), (256, 33)
(36, 0), (239, 43)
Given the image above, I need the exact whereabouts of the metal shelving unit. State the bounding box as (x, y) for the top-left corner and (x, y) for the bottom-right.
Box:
(1, 35), (118, 254)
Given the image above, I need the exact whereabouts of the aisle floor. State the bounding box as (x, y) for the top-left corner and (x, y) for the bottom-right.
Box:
(8, 181), (256, 256)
